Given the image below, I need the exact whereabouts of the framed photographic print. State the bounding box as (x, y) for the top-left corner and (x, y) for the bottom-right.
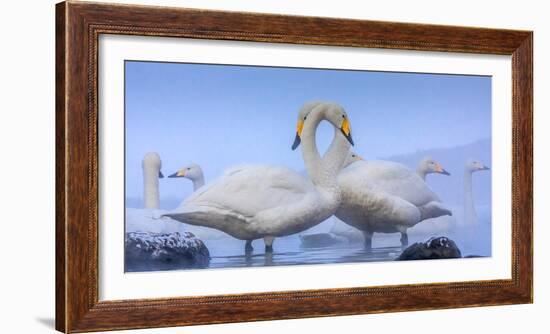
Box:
(56, 1), (533, 332)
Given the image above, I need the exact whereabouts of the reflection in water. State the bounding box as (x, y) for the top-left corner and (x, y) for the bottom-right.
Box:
(208, 240), (404, 269)
(204, 219), (491, 270)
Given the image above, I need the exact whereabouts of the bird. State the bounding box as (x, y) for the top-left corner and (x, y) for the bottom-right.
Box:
(416, 156), (450, 180)
(166, 163), (226, 240)
(142, 152), (164, 209)
(168, 163), (205, 191)
(463, 158), (490, 225)
(335, 159), (452, 250)
(162, 102), (354, 254)
(342, 151), (364, 168)
(126, 152), (185, 235)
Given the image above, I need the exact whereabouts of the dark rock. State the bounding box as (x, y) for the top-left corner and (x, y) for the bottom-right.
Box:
(125, 232), (210, 272)
(300, 233), (346, 248)
(397, 236), (462, 261)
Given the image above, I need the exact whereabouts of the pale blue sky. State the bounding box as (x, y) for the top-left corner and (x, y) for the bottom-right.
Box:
(125, 61), (491, 204)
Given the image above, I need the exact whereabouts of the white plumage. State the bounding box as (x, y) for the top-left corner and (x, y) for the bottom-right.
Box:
(163, 102), (354, 252)
(336, 159), (452, 248)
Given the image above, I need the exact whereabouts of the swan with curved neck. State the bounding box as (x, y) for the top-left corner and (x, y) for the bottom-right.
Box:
(168, 163), (205, 191)
(464, 158), (490, 225)
(142, 152), (164, 209)
(416, 156), (450, 181)
(163, 102), (354, 253)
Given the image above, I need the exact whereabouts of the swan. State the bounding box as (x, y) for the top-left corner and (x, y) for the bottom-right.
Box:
(168, 163), (205, 191)
(142, 152), (164, 209)
(342, 151), (364, 168)
(464, 158), (490, 225)
(335, 159), (452, 250)
(126, 153), (186, 234)
(162, 102), (354, 253)
(166, 163), (226, 240)
(416, 156), (450, 180)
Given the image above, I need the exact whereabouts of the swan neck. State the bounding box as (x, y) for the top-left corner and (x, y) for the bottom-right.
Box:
(300, 108), (350, 189)
(143, 163), (160, 209)
(193, 176), (205, 191)
(321, 126), (352, 183)
(300, 111), (323, 184)
(464, 169), (476, 224)
(416, 168), (427, 181)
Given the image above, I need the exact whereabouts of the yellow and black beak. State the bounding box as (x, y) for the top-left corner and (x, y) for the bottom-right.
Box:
(168, 170), (185, 178)
(434, 163), (450, 176)
(340, 118), (354, 146)
(291, 120), (304, 150)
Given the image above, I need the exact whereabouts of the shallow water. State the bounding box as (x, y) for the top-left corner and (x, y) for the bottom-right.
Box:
(203, 219), (492, 269)
(206, 238), (403, 269)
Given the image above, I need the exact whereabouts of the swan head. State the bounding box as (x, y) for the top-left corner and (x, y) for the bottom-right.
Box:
(168, 163), (203, 181)
(466, 159), (490, 173)
(343, 151), (364, 168)
(142, 152), (164, 178)
(292, 102), (354, 150)
(418, 156), (450, 176)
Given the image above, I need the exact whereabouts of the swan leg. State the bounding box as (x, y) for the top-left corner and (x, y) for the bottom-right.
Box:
(264, 236), (275, 253)
(245, 240), (254, 254)
(362, 231), (373, 251)
(400, 232), (409, 248)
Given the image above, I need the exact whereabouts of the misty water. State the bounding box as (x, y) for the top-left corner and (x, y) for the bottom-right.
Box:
(199, 215), (491, 269)
(125, 138), (493, 271)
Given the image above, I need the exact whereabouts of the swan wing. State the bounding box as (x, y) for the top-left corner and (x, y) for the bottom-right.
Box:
(174, 165), (314, 220)
(347, 160), (440, 206)
(337, 172), (421, 231)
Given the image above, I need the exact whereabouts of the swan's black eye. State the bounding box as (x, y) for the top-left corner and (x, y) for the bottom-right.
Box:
(342, 115), (345, 118)
(352, 155), (356, 157)
(187, 168), (191, 170)
(303, 116), (307, 120)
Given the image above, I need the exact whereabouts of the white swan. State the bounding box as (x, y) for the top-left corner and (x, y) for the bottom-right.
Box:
(166, 163), (226, 240)
(416, 156), (450, 180)
(142, 152), (164, 209)
(126, 152), (185, 234)
(464, 158), (490, 225)
(335, 159), (452, 249)
(342, 151), (364, 168)
(163, 102), (354, 253)
(168, 163), (205, 191)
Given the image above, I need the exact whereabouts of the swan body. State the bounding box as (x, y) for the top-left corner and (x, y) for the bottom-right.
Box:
(336, 159), (451, 249)
(163, 102), (354, 253)
(169, 165), (334, 240)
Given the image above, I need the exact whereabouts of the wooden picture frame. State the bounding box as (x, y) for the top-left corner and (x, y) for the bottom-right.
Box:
(56, 1), (533, 332)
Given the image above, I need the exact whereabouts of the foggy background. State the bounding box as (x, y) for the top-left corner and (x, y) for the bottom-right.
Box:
(124, 61), (492, 212)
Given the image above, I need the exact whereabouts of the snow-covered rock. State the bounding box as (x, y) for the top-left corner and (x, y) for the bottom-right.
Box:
(397, 236), (462, 261)
(125, 231), (210, 271)
(126, 208), (185, 234)
(126, 208), (226, 240)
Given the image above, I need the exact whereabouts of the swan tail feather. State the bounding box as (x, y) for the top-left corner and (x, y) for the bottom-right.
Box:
(419, 201), (452, 221)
